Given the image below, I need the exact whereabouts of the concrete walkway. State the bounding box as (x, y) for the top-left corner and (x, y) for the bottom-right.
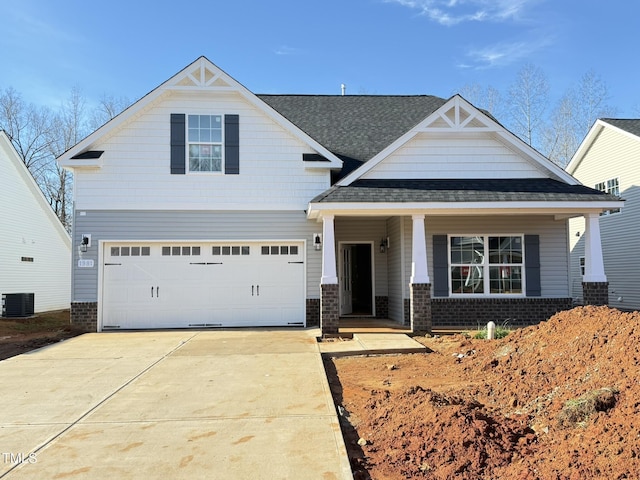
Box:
(0, 330), (353, 479)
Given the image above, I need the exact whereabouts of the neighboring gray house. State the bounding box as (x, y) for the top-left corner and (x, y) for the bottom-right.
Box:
(567, 118), (638, 311)
(57, 57), (621, 334)
(0, 131), (71, 314)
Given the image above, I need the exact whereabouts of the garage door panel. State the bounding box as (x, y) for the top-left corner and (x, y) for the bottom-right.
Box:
(102, 242), (304, 330)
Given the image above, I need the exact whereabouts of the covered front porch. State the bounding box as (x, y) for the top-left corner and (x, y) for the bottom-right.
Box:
(312, 210), (613, 336)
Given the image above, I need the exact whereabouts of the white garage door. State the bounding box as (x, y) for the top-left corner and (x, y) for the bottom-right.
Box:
(101, 242), (305, 329)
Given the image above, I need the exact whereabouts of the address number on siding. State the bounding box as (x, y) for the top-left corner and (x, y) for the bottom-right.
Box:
(78, 259), (94, 268)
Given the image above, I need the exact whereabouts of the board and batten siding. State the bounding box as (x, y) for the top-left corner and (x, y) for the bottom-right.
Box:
(73, 91), (331, 211)
(72, 210), (322, 302)
(403, 215), (570, 298)
(568, 126), (640, 310)
(362, 133), (546, 180)
(0, 137), (71, 312)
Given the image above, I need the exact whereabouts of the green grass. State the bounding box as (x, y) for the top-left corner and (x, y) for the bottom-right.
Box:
(473, 321), (512, 340)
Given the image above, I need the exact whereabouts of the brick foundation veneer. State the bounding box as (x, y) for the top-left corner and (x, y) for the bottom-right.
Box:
(71, 301), (98, 332)
(431, 297), (573, 329)
(410, 283), (432, 333)
(582, 282), (609, 306)
(320, 284), (340, 335)
(375, 296), (389, 319)
(306, 299), (320, 327)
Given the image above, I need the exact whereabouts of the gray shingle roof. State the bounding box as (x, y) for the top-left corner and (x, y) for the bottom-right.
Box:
(602, 118), (640, 138)
(257, 95), (447, 163)
(312, 179), (617, 204)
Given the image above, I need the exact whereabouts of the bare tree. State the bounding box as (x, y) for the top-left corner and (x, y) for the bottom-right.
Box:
(89, 93), (131, 131)
(507, 64), (550, 147)
(0, 87), (56, 181)
(44, 86), (88, 231)
(456, 83), (504, 118)
(574, 70), (617, 137)
(542, 71), (616, 167)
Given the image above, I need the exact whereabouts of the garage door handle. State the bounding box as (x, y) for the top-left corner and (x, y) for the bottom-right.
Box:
(156, 286), (159, 298)
(251, 285), (254, 296)
(151, 286), (154, 298)
(257, 285), (260, 296)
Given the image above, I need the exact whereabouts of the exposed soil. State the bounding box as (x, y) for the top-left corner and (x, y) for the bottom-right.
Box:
(0, 310), (84, 361)
(326, 306), (640, 479)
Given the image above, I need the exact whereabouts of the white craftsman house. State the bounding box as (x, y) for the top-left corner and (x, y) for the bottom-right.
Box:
(567, 119), (638, 310)
(0, 131), (71, 315)
(58, 57), (622, 333)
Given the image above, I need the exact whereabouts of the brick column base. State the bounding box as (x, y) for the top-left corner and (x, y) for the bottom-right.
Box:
(410, 283), (432, 334)
(583, 282), (609, 306)
(320, 284), (340, 335)
(71, 301), (98, 332)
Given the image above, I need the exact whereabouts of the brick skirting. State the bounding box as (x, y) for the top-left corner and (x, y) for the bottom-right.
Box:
(71, 301), (98, 332)
(306, 299), (320, 327)
(375, 296), (389, 319)
(430, 297), (573, 329)
(410, 283), (432, 333)
(320, 284), (340, 335)
(582, 282), (609, 306)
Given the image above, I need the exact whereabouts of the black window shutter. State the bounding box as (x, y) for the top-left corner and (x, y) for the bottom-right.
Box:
(170, 114), (186, 174)
(433, 235), (449, 297)
(524, 235), (541, 296)
(225, 114), (239, 175)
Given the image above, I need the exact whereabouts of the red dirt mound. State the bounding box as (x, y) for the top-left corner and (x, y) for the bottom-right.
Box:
(327, 306), (640, 479)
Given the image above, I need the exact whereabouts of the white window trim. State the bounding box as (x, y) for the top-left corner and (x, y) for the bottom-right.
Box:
(186, 113), (225, 174)
(595, 177), (621, 216)
(447, 233), (526, 298)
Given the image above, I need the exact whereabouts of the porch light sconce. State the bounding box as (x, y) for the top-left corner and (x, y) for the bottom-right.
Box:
(313, 233), (322, 251)
(380, 237), (389, 253)
(80, 234), (91, 253)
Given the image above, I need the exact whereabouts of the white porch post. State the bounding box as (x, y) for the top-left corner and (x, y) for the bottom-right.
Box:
(320, 215), (339, 334)
(583, 213), (607, 282)
(410, 214), (430, 284)
(409, 214), (432, 333)
(320, 215), (338, 284)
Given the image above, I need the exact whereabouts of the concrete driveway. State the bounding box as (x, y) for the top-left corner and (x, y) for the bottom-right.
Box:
(0, 330), (353, 479)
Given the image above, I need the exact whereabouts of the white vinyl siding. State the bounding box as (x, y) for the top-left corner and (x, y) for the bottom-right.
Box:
(71, 210), (321, 302)
(72, 91), (331, 211)
(568, 125), (640, 310)
(387, 217), (406, 323)
(362, 133), (546, 180)
(0, 136), (71, 313)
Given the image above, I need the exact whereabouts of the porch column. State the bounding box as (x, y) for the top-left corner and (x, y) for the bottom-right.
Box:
(320, 215), (339, 335)
(410, 215), (432, 333)
(582, 212), (609, 305)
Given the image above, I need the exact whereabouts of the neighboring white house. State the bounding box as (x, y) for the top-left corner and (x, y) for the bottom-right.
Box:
(567, 118), (639, 311)
(57, 57), (622, 333)
(0, 130), (71, 314)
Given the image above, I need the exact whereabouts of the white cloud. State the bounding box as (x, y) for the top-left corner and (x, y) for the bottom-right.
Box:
(274, 45), (301, 56)
(387, 0), (538, 26)
(460, 37), (552, 69)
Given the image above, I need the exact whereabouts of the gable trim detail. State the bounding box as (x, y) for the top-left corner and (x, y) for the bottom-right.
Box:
(336, 95), (577, 187)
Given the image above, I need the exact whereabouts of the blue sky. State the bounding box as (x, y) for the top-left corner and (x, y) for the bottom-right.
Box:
(1, 0), (638, 117)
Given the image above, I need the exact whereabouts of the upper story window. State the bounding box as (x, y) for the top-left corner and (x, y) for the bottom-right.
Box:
(595, 177), (620, 215)
(188, 115), (222, 172)
(449, 235), (524, 296)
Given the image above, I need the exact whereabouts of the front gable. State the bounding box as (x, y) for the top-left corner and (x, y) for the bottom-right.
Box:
(58, 57), (342, 211)
(338, 96), (577, 186)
